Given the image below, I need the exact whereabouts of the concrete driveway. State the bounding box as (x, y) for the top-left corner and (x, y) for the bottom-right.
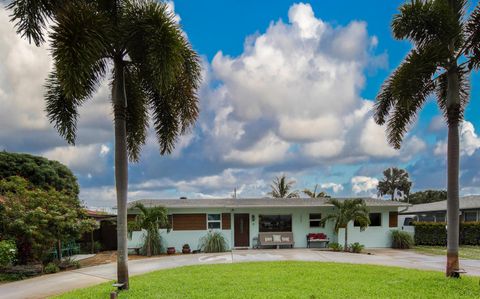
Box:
(1, 248), (480, 299)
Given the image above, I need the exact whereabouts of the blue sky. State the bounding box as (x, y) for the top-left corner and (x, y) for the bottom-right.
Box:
(1, 1), (480, 207)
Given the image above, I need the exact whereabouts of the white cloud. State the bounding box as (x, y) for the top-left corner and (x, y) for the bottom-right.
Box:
(351, 176), (378, 194)
(201, 3), (387, 167)
(320, 182), (344, 193)
(434, 121), (480, 157)
(42, 143), (111, 174)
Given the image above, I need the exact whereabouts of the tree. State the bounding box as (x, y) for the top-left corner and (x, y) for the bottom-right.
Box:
(268, 175), (299, 198)
(406, 190), (447, 204)
(303, 184), (330, 198)
(374, 0), (480, 276)
(128, 203), (169, 257)
(8, 0), (201, 287)
(377, 168), (412, 201)
(0, 176), (97, 263)
(0, 152), (79, 198)
(320, 199), (370, 251)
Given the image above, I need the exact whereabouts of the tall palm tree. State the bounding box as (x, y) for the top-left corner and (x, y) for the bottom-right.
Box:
(128, 203), (169, 257)
(303, 184), (329, 198)
(268, 175), (299, 198)
(8, 0), (201, 288)
(320, 199), (370, 251)
(374, 0), (480, 276)
(377, 167), (412, 201)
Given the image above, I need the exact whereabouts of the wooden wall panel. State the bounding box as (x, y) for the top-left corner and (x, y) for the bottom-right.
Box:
(222, 213), (231, 230)
(389, 212), (398, 227)
(173, 214), (206, 230)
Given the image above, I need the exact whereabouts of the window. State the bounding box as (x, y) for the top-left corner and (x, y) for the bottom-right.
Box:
(207, 214), (221, 229)
(369, 213), (382, 227)
(354, 213), (382, 227)
(435, 213), (446, 222)
(419, 214), (435, 222)
(309, 214), (323, 227)
(259, 215), (292, 232)
(464, 211), (477, 222)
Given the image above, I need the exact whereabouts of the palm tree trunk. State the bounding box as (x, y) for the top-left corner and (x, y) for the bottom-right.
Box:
(446, 66), (460, 277)
(113, 57), (129, 289)
(344, 226), (348, 252)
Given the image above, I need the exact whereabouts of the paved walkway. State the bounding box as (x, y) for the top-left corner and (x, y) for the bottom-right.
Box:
(1, 249), (480, 299)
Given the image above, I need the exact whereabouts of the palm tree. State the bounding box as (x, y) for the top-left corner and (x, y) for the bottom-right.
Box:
(8, 0), (201, 288)
(268, 175), (299, 198)
(377, 168), (412, 201)
(320, 199), (370, 251)
(374, 0), (480, 276)
(128, 203), (169, 257)
(303, 184), (330, 198)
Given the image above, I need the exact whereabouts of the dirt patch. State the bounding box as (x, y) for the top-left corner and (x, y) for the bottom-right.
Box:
(78, 251), (182, 268)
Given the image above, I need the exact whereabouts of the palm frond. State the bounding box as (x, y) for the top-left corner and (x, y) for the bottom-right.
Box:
(7, 0), (57, 46)
(375, 48), (438, 149)
(44, 71), (82, 144)
(49, 1), (111, 100)
(124, 65), (149, 162)
(465, 2), (480, 70)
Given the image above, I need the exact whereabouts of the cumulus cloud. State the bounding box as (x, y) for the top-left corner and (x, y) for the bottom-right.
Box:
(320, 182), (344, 193)
(434, 121), (480, 156)
(351, 176), (379, 194)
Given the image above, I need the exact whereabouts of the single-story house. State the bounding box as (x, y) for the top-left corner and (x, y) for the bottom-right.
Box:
(127, 197), (408, 252)
(399, 196), (480, 224)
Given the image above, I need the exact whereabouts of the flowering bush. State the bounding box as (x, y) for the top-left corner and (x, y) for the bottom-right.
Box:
(0, 240), (17, 268)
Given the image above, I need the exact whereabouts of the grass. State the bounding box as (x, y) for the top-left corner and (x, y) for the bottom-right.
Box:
(55, 262), (479, 299)
(414, 245), (480, 260)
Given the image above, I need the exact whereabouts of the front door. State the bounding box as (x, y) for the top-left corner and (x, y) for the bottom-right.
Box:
(234, 213), (250, 247)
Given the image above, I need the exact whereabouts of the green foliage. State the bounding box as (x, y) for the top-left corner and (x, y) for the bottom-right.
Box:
(328, 242), (343, 252)
(0, 152), (79, 198)
(413, 222), (447, 246)
(303, 184), (330, 198)
(0, 176), (98, 263)
(405, 190), (447, 204)
(199, 231), (228, 253)
(0, 240), (16, 268)
(44, 262), (60, 274)
(128, 203), (169, 256)
(390, 230), (414, 249)
(349, 242), (364, 253)
(269, 175), (299, 198)
(377, 168), (412, 200)
(460, 222), (480, 245)
(54, 262), (480, 299)
(58, 257), (81, 270)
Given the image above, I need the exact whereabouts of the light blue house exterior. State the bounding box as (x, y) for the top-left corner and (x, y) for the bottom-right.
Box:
(127, 198), (409, 252)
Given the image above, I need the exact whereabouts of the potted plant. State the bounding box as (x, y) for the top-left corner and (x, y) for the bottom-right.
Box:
(182, 244), (191, 254)
(167, 247), (176, 255)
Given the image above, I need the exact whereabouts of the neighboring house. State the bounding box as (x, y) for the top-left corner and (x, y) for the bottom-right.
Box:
(127, 198), (408, 251)
(400, 196), (480, 225)
(79, 210), (118, 251)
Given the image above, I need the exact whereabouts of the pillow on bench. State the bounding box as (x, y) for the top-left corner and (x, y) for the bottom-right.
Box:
(273, 234), (282, 242)
(281, 236), (290, 242)
(264, 237), (273, 242)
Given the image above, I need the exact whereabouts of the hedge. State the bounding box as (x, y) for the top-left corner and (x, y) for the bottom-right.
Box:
(413, 222), (480, 246)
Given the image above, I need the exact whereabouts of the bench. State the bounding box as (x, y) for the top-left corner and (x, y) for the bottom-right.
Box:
(128, 246), (141, 255)
(258, 232), (294, 249)
(306, 233), (329, 248)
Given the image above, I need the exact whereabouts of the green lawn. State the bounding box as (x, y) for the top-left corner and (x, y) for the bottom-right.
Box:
(55, 262), (479, 299)
(414, 245), (480, 260)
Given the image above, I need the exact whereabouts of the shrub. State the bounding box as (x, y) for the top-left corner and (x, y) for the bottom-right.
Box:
(461, 222), (480, 245)
(44, 262), (60, 274)
(413, 222), (447, 246)
(58, 257), (81, 270)
(391, 230), (414, 249)
(349, 242), (364, 253)
(199, 231), (228, 253)
(328, 242), (343, 252)
(0, 240), (16, 268)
